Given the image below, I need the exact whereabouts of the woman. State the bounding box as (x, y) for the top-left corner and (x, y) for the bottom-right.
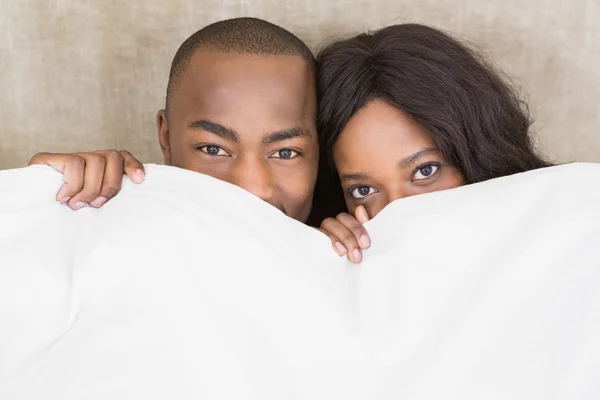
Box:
(310, 23), (551, 263)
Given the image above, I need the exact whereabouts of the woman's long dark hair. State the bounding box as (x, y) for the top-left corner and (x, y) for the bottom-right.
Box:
(307, 23), (551, 226)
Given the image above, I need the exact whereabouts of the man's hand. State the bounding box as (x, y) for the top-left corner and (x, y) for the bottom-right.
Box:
(29, 150), (145, 210)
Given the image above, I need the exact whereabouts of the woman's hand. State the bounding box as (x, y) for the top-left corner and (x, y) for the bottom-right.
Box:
(318, 205), (371, 263)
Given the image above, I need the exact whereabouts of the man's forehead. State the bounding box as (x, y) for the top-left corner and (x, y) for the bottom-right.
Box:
(170, 51), (317, 127)
(185, 51), (312, 90)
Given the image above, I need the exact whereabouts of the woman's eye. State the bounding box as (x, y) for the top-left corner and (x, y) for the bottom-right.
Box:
(413, 164), (439, 180)
(270, 149), (299, 159)
(200, 145), (230, 156)
(350, 185), (376, 199)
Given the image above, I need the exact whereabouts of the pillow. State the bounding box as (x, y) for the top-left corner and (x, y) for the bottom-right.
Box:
(1, 163), (599, 399)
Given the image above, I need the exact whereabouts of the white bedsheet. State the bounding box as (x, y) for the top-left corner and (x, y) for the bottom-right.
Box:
(0, 163), (599, 399)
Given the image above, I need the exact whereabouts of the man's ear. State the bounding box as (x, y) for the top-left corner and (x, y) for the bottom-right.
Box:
(157, 109), (172, 165)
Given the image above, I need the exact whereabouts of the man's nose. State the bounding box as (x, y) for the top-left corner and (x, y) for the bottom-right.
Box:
(229, 156), (276, 204)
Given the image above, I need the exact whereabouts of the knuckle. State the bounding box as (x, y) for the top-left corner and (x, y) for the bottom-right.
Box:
(70, 181), (84, 192)
(341, 231), (357, 244)
(338, 214), (361, 229)
(119, 150), (134, 160)
(327, 234), (339, 243)
(77, 188), (100, 200)
(86, 152), (106, 166)
(28, 152), (48, 164)
(121, 151), (142, 169)
(70, 155), (86, 169)
(335, 213), (354, 224)
(106, 149), (124, 160)
(106, 151), (125, 167)
(320, 218), (337, 229)
(354, 225), (368, 235)
(101, 181), (121, 193)
(101, 185), (120, 198)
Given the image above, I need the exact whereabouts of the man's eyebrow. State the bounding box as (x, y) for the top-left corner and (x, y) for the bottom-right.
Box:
(340, 172), (370, 183)
(188, 120), (239, 142)
(398, 148), (439, 169)
(262, 127), (310, 144)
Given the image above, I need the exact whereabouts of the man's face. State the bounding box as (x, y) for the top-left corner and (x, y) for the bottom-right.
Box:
(158, 51), (318, 223)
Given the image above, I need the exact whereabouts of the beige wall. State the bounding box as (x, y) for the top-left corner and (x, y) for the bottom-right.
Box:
(1, 0), (599, 169)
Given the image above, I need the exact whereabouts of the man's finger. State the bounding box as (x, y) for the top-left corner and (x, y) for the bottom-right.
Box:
(56, 155), (87, 203)
(120, 150), (145, 184)
(92, 150), (125, 207)
(66, 153), (106, 209)
(29, 153), (86, 203)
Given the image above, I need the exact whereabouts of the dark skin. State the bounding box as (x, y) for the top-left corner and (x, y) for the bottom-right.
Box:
(319, 99), (465, 261)
(157, 51), (319, 222)
(28, 53), (399, 262)
(29, 51), (319, 223)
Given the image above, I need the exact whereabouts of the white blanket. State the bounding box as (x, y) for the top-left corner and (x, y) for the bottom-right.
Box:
(0, 163), (599, 399)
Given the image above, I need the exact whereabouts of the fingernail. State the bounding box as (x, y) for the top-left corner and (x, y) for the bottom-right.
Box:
(72, 201), (87, 210)
(60, 196), (71, 204)
(360, 235), (371, 248)
(90, 196), (107, 208)
(335, 242), (347, 255)
(353, 249), (363, 263)
(134, 169), (144, 183)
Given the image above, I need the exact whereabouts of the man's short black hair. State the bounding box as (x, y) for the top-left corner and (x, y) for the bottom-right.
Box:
(165, 17), (316, 113)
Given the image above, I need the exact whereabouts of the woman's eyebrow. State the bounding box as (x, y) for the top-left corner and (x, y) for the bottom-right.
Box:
(397, 148), (439, 169)
(340, 172), (370, 183)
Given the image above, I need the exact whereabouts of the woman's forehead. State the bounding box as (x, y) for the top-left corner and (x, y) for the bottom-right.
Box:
(334, 100), (435, 160)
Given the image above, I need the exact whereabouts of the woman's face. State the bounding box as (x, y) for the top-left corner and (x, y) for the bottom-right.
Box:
(333, 99), (465, 218)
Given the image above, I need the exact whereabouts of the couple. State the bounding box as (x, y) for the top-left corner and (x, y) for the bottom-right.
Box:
(29, 17), (550, 263)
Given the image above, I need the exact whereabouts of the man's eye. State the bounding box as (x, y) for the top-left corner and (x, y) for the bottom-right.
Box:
(350, 185), (376, 199)
(200, 145), (230, 156)
(413, 164), (439, 181)
(270, 149), (299, 159)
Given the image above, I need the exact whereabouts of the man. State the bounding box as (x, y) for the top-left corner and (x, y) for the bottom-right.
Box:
(29, 17), (369, 262)
(30, 17), (318, 222)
